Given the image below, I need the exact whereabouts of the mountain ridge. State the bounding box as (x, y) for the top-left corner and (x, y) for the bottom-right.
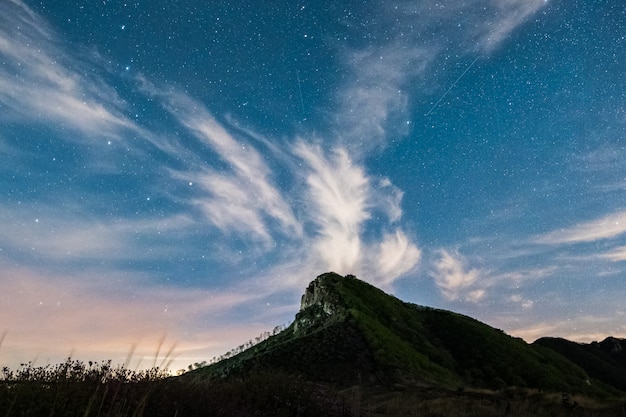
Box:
(191, 272), (625, 397)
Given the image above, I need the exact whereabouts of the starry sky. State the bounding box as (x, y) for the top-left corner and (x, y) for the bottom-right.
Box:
(1, 0), (625, 371)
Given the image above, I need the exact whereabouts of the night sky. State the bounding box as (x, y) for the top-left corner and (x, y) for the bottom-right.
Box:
(1, 0), (625, 371)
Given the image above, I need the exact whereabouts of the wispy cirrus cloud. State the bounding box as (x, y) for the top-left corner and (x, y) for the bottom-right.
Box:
(336, 43), (432, 151)
(0, 205), (194, 263)
(427, 235), (566, 307)
(430, 248), (486, 303)
(475, 0), (550, 52)
(0, 262), (271, 371)
(295, 143), (370, 272)
(334, 0), (549, 153)
(0, 1), (141, 140)
(375, 230), (422, 286)
(508, 294), (534, 310)
(128, 85), (423, 290)
(535, 211), (626, 245)
(294, 143), (421, 288)
(156, 92), (302, 244)
(597, 246), (626, 262)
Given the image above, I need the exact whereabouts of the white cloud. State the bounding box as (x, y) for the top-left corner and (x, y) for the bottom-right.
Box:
(0, 1), (141, 140)
(430, 249), (484, 302)
(0, 206), (194, 262)
(535, 211), (626, 244)
(377, 178), (404, 223)
(296, 143), (371, 273)
(373, 230), (421, 288)
(337, 42), (432, 151)
(290, 143), (421, 288)
(332, 0), (548, 152)
(493, 266), (557, 285)
(190, 173), (274, 241)
(509, 294), (534, 310)
(160, 93), (302, 243)
(597, 245), (626, 262)
(364, 229), (422, 291)
(476, 0), (549, 52)
(467, 289), (486, 303)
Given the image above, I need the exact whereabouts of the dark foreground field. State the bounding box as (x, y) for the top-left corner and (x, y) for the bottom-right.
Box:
(2, 359), (626, 417)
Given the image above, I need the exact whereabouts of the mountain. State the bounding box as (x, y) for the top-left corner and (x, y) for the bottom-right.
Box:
(5, 273), (626, 417)
(534, 336), (626, 392)
(191, 273), (623, 397)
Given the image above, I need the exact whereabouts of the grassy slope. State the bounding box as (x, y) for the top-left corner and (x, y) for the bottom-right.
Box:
(191, 318), (377, 385)
(330, 274), (600, 393)
(193, 273), (615, 396)
(535, 337), (626, 393)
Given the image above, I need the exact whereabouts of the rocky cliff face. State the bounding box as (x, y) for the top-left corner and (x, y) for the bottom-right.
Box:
(293, 273), (348, 333)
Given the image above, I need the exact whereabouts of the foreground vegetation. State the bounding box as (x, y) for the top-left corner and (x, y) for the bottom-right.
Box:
(0, 359), (352, 417)
(2, 358), (626, 417)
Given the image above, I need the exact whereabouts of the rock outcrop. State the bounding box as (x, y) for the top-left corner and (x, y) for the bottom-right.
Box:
(293, 272), (348, 333)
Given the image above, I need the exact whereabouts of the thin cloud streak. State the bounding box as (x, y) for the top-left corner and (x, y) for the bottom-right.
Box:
(535, 211), (626, 245)
(508, 314), (626, 344)
(0, 207), (194, 262)
(598, 246), (626, 262)
(476, 0), (550, 52)
(0, 263), (270, 371)
(0, 1), (141, 140)
(334, 0), (548, 153)
(159, 92), (302, 243)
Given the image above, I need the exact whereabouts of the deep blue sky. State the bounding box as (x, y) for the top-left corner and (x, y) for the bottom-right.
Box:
(1, 0), (625, 371)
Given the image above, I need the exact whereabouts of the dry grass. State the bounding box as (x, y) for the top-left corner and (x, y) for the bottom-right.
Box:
(341, 385), (626, 417)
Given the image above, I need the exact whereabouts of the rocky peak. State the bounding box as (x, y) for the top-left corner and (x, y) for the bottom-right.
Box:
(293, 272), (350, 334)
(599, 336), (625, 354)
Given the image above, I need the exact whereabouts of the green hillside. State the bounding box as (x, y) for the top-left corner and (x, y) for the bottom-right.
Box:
(192, 273), (612, 396)
(535, 337), (626, 393)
